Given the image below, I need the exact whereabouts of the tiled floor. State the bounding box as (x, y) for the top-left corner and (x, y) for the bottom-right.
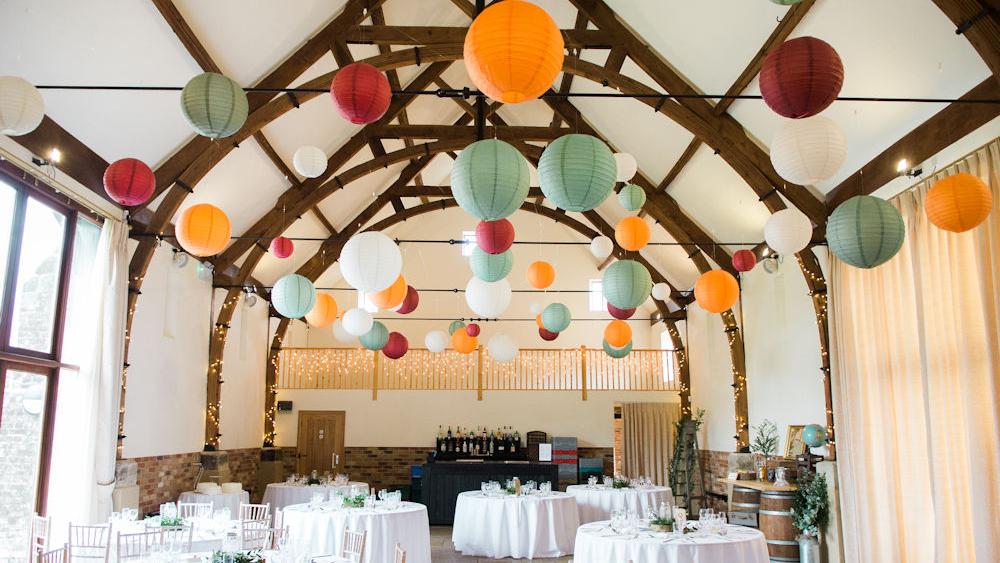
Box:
(429, 526), (573, 562)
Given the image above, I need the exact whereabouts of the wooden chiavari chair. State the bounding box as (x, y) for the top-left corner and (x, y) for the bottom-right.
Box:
(115, 530), (162, 561)
(340, 529), (366, 562)
(176, 501), (213, 519)
(238, 503), (271, 522)
(66, 523), (110, 562)
(160, 524), (194, 553)
(239, 519), (272, 550)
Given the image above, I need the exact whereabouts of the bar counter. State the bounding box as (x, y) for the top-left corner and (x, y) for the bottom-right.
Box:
(421, 460), (560, 524)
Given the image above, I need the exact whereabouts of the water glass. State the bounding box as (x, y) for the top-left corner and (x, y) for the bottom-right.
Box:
(222, 531), (240, 553)
(364, 495), (376, 510)
(378, 489), (388, 501)
(602, 475), (612, 486)
(540, 481), (551, 494)
(331, 493), (345, 509)
(587, 475), (598, 487)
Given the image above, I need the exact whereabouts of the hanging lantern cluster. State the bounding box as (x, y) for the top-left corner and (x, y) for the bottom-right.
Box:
(541, 303), (571, 333)
(602, 260), (652, 310)
(360, 321), (389, 351)
(305, 293), (338, 328)
(607, 302), (635, 320)
(340, 231), (403, 293)
(370, 275), (407, 309)
(470, 247), (513, 282)
(452, 139), (530, 221)
(395, 286), (419, 314)
(618, 184), (646, 212)
(476, 219), (515, 254)
(465, 276), (512, 318)
(383, 332), (408, 359)
(342, 308), (374, 337)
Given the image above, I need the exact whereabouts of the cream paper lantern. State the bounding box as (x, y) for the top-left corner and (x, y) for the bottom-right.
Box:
(342, 307), (374, 336)
(764, 209), (813, 255)
(651, 282), (671, 301)
(590, 236), (614, 261)
(425, 330), (449, 353)
(465, 277), (512, 318)
(488, 334), (519, 363)
(614, 153), (638, 182)
(293, 146), (327, 178)
(332, 319), (358, 345)
(0, 76), (44, 136)
(340, 231), (402, 292)
(770, 115), (847, 185)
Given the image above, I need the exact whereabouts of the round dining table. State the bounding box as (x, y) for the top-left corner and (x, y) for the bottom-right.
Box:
(109, 516), (240, 556)
(451, 490), (580, 559)
(177, 490), (249, 516)
(262, 481), (369, 511)
(573, 520), (770, 563)
(566, 484), (674, 523)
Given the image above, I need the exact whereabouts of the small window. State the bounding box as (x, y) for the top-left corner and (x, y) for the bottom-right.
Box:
(357, 290), (378, 313)
(660, 330), (678, 383)
(589, 279), (606, 312)
(461, 230), (476, 256)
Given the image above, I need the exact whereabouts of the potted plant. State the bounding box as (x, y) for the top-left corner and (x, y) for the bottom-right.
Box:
(649, 515), (674, 532)
(790, 472), (828, 563)
(750, 419), (779, 480)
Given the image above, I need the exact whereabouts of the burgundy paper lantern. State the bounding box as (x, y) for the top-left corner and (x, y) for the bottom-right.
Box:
(330, 62), (391, 124)
(539, 327), (559, 341)
(466, 323), (481, 337)
(732, 249), (757, 273)
(607, 302), (636, 320)
(270, 236), (294, 259)
(103, 158), (155, 206)
(396, 286), (419, 314)
(476, 219), (515, 254)
(383, 331), (409, 359)
(760, 37), (844, 119)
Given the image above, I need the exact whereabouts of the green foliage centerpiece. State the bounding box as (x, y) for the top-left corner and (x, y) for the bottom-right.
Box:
(791, 472), (829, 539)
(611, 477), (632, 489)
(211, 550), (263, 563)
(343, 493), (367, 508)
(750, 419), (779, 457)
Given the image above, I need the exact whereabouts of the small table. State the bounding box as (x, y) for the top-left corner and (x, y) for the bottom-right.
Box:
(451, 491), (580, 559)
(177, 490), (249, 516)
(566, 484), (673, 524)
(573, 520), (769, 563)
(262, 482), (369, 511)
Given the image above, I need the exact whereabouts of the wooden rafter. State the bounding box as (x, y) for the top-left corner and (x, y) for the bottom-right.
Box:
(931, 0), (1000, 85)
(342, 25), (616, 48)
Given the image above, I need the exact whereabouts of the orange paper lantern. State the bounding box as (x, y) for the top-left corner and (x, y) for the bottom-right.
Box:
(615, 216), (651, 251)
(604, 320), (632, 348)
(694, 269), (740, 314)
(925, 173), (992, 233)
(463, 0), (564, 103)
(526, 261), (555, 289)
(305, 294), (338, 328)
(535, 314), (544, 329)
(176, 203), (231, 257)
(451, 329), (478, 354)
(370, 275), (407, 309)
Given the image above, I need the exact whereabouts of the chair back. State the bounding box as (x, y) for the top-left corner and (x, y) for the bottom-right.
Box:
(340, 529), (366, 562)
(67, 524), (111, 561)
(393, 543), (406, 563)
(274, 508), (284, 529)
(238, 503), (271, 522)
(160, 525), (194, 553)
(176, 502), (213, 519)
(30, 514), (51, 557)
(240, 519), (272, 550)
(115, 530), (162, 561)
(37, 544), (67, 563)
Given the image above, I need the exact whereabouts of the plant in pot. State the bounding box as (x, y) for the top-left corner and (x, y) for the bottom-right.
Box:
(791, 472), (829, 563)
(749, 419), (779, 479)
(649, 515), (675, 532)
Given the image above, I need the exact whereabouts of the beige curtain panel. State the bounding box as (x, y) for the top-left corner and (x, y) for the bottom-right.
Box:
(831, 139), (1000, 562)
(621, 402), (681, 486)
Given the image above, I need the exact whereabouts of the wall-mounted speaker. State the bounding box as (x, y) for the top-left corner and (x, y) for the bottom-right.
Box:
(277, 401), (293, 412)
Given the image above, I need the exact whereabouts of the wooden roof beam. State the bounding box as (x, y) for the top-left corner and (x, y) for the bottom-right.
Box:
(931, 0), (1000, 86)
(341, 25), (616, 49)
(368, 124), (574, 141)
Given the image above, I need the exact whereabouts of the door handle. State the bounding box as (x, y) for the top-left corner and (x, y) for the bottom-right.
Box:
(333, 453), (340, 466)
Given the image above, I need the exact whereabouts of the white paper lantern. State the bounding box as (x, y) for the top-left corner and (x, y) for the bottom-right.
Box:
(342, 307), (374, 336)
(425, 330), (449, 353)
(0, 76), (44, 136)
(340, 231), (402, 292)
(332, 319), (358, 345)
(529, 302), (542, 315)
(764, 209), (813, 255)
(488, 334), (519, 363)
(614, 153), (638, 182)
(770, 115), (847, 185)
(651, 282), (670, 301)
(293, 146), (327, 178)
(590, 236), (613, 260)
(465, 277), (511, 318)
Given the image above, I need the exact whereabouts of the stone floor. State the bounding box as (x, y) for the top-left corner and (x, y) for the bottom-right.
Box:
(429, 526), (573, 562)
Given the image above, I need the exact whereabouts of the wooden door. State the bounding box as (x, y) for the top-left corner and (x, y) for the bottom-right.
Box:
(296, 411), (345, 474)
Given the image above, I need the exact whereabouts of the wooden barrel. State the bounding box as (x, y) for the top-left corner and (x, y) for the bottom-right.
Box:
(759, 490), (799, 562)
(729, 485), (760, 527)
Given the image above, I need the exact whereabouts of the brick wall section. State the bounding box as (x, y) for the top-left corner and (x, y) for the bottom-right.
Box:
(343, 447), (432, 491)
(698, 449), (732, 511)
(127, 448), (262, 515)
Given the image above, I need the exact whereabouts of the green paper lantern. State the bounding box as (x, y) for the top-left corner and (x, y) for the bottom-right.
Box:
(618, 184), (646, 212)
(451, 139), (530, 220)
(602, 260), (652, 309)
(603, 339), (633, 358)
(448, 320), (467, 335)
(827, 195), (904, 269)
(539, 134), (617, 212)
(469, 247), (513, 282)
(541, 303), (571, 333)
(272, 274), (316, 319)
(180, 73), (248, 139)
(360, 321), (389, 350)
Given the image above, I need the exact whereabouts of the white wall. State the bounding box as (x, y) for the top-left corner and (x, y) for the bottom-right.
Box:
(217, 291), (269, 451)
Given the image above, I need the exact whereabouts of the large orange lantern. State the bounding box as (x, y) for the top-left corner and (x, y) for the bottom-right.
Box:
(925, 173), (992, 233)
(463, 0), (564, 103)
(305, 294), (338, 328)
(615, 216), (651, 251)
(526, 261), (555, 289)
(370, 275), (407, 309)
(604, 320), (632, 348)
(694, 269), (740, 314)
(176, 203), (231, 257)
(451, 329), (478, 354)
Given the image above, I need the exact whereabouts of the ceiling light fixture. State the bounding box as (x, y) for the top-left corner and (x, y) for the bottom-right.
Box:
(48, 147), (62, 163)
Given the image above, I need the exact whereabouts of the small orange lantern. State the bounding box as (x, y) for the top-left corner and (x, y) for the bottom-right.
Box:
(452, 329), (478, 354)
(604, 320), (632, 348)
(305, 294), (338, 328)
(925, 173), (992, 233)
(535, 314), (544, 329)
(694, 269), (740, 314)
(526, 261), (555, 289)
(176, 203), (231, 257)
(370, 275), (407, 309)
(615, 216), (651, 251)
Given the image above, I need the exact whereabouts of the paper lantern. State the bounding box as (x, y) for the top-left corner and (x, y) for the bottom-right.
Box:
(305, 293), (338, 328)
(615, 216), (651, 251)
(0, 76), (44, 135)
(603, 339), (632, 359)
(370, 275), (407, 309)
(488, 334), (518, 363)
(448, 320), (467, 335)
(463, 0), (563, 103)
(360, 321), (389, 351)
(425, 330), (448, 353)
(732, 250), (757, 273)
(526, 261), (555, 289)
(466, 323), (481, 337)
(272, 274), (317, 319)
(470, 247), (513, 282)
(270, 236), (294, 259)
(602, 260), (652, 309)
(176, 204), (231, 257)
(694, 269), (740, 314)
(770, 116), (847, 185)
(476, 219), (515, 254)
(760, 37), (843, 119)
(590, 236), (614, 260)
(340, 231), (403, 292)
(293, 146), (327, 178)
(539, 134), (617, 212)
(925, 173), (993, 233)
(802, 424), (827, 448)
(529, 302), (543, 315)
(330, 62), (391, 124)
(614, 153), (638, 182)
(651, 282), (670, 302)
(180, 73), (248, 139)
(383, 332), (408, 359)
(607, 302), (635, 320)
(332, 320), (358, 345)
(618, 184), (646, 212)
(535, 314), (544, 329)
(452, 329), (478, 354)
(764, 209), (813, 255)
(342, 308), (374, 336)
(396, 286), (419, 314)
(103, 158), (155, 206)
(604, 320), (631, 348)
(541, 303), (571, 333)
(538, 327), (559, 341)
(451, 139), (530, 220)
(827, 195), (905, 269)
(465, 277), (512, 317)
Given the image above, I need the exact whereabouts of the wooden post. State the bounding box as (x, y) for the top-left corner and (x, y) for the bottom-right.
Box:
(580, 345), (588, 401)
(721, 310), (750, 450)
(372, 351), (379, 400)
(476, 345), (484, 400)
(664, 320), (691, 417)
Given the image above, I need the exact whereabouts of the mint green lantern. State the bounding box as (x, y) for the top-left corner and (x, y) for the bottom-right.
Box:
(180, 73), (248, 139)
(448, 320), (466, 335)
(272, 274), (316, 319)
(603, 339), (632, 358)
(360, 321), (389, 351)
(827, 195), (904, 269)
(618, 184), (646, 212)
(602, 260), (652, 309)
(539, 134), (617, 212)
(541, 303), (571, 333)
(469, 247), (513, 282)
(451, 139), (530, 220)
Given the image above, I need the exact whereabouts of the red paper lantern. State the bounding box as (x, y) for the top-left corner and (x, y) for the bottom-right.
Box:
(383, 332), (409, 359)
(396, 286), (419, 314)
(476, 219), (515, 254)
(760, 37), (843, 119)
(104, 158), (155, 206)
(539, 327), (558, 341)
(607, 302), (635, 320)
(732, 249), (757, 273)
(270, 236), (294, 259)
(466, 323), (481, 337)
(330, 63), (391, 124)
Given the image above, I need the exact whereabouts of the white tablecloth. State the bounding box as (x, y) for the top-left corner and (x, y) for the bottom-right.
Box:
(110, 518), (239, 556)
(566, 485), (674, 524)
(177, 491), (249, 516)
(262, 482), (370, 511)
(573, 521), (770, 563)
(451, 491), (580, 559)
(282, 502), (431, 563)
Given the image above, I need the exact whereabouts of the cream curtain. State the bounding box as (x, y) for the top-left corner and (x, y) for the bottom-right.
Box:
(621, 402), (681, 485)
(830, 140), (1000, 563)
